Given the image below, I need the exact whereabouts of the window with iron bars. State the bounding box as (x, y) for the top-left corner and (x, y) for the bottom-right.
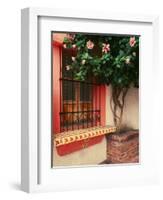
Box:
(60, 47), (101, 132)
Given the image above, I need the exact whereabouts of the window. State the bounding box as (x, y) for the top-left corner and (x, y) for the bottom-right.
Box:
(60, 48), (101, 132)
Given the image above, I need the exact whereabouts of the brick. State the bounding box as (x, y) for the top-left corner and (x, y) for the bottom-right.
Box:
(107, 130), (139, 164)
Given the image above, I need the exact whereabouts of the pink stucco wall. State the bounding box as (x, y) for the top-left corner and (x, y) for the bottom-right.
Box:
(52, 43), (61, 134)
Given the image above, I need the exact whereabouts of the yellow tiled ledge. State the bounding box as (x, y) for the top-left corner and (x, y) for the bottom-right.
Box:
(54, 125), (116, 147)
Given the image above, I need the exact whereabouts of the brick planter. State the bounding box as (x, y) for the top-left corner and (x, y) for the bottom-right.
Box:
(106, 130), (139, 164)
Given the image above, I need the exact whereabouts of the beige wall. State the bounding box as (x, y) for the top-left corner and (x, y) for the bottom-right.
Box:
(53, 137), (107, 167)
(106, 86), (139, 130)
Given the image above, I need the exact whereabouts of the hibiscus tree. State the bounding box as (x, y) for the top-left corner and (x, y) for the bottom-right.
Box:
(63, 33), (139, 131)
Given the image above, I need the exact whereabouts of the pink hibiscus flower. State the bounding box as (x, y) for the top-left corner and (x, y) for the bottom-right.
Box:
(72, 57), (76, 61)
(132, 52), (136, 56)
(129, 37), (136, 47)
(81, 60), (86, 65)
(102, 43), (110, 53)
(65, 65), (71, 71)
(86, 40), (94, 49)
(125, 57), (130, 64)
(63, 44), (67, 48)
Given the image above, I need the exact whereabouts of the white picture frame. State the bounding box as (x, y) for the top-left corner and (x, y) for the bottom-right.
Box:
(21, 7), (159, 193)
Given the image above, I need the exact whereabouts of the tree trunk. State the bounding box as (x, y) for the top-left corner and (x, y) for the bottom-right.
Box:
(110, 86), (129, 132)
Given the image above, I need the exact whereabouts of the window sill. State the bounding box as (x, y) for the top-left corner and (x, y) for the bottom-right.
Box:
(54, 125), (116, 147)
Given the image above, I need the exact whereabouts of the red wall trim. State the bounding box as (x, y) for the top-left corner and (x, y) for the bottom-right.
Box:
(93, 85), (106, 126)
(53, 44), (61, 134)
(100, 85), (106, 126)
(52, 40), (63, 47)
(56, 135), (104, 156)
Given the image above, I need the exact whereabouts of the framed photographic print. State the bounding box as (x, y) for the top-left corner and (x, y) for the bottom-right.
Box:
(21, 8), (159, 192)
